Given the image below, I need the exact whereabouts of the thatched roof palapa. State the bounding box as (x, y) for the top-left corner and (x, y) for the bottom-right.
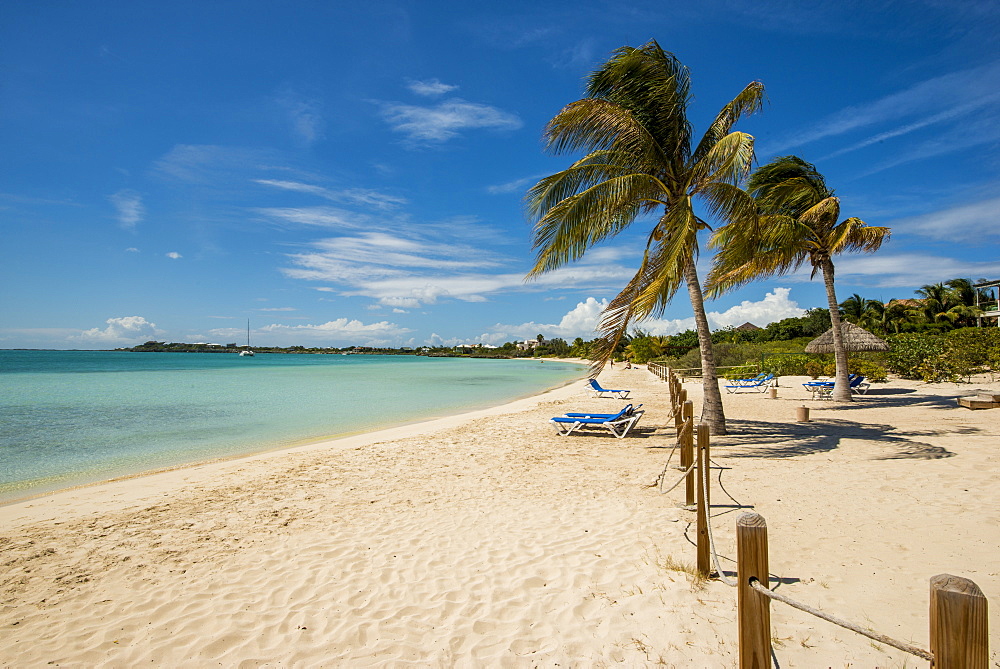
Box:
(804, 321), (890, 353)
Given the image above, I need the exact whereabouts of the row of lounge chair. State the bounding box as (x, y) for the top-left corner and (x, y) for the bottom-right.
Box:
(802, 374), (870, 398)
(724, 373), (774, 394)
(555, 372), (871, 440)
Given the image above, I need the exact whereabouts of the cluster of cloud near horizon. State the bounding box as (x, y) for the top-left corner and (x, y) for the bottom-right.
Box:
(55, 288), (804, 349)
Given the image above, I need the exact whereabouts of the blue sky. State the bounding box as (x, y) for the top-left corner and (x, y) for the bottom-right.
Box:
(2, 1), (999, 349)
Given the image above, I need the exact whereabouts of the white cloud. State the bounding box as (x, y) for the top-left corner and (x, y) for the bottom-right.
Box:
(478, 297), (610, 344)
(628, 288), (805, 335)
(166, 251), (182, 259)
(478, 288), (806, 344)
(380, 98), (522, 144)
(108, 189), (144, 230)
(258, 307), (297, 312)
(125, 247), (139, 253)
(406, 78), (459, 97)
(71, 316), (158, 344)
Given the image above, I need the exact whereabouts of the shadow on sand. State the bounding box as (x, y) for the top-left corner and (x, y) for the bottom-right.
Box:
(713, 416), (967, 460)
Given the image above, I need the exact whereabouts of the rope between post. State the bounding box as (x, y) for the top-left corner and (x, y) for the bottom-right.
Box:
(748, 579), (933, 661)
(702, 451), (738, 587)
(659, 461), (696, 494)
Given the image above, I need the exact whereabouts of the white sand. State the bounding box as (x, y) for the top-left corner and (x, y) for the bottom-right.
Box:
(1, 366), (997, 666)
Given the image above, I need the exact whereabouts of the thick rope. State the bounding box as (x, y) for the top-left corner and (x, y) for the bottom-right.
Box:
(658, 461), (696, 495)
(748, 579), (933, 661)
(702, 453), (738, 587)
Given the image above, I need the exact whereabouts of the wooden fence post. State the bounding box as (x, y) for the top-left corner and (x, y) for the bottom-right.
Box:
(696, 423), (711, 577)
(930, 574), (988, 668)
(681, 401), (695, 506)
(737, 512), (770, 669)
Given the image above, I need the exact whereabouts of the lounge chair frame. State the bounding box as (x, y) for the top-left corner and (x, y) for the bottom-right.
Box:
(550, 404), (645, 439)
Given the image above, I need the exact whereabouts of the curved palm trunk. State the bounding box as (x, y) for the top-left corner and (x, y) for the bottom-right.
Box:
(683, 258), (727, 434)
(821, 258), (852, 402)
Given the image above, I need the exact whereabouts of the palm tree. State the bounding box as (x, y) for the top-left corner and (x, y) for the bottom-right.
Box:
(525, 41), (764, 434)
(707, 156), (891, 402)
(840, 293), (885, 333)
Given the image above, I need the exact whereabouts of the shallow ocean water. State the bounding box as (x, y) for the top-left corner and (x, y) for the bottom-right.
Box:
(0, 350), (584, 501)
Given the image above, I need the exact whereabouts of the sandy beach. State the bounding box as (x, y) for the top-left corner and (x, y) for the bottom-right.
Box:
(1, 366), (997, 666)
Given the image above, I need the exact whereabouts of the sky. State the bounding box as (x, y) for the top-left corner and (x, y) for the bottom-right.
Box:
(2, 1), (999, 350)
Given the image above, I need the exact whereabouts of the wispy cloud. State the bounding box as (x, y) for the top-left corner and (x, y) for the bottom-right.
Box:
(254, 179), (407, 208)
(487, 174), (544, 195)
(154, 145), (273, 183)
(206, 319), (411, 347)
(764, 60), (1000, 157)
(833, 253), (1000, 289)
(256, 206), (376, 229)
(108, 189), (144, 230)
(166, 251), (182, 259)
(281, 224), (634, 307)
(887, 195), (1000, 241)
(380, 98), (522, 144)
(277, 88), (325, 146)
(406, 78), (459, 97)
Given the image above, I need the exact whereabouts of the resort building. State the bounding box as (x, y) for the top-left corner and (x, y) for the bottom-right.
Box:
(975, 279), (1000, 327)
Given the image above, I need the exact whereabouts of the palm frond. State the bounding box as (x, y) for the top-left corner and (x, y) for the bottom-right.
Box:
(544, 99), (664, 167)
(690, 131), (757, 188)
(525, 152), (630, 218)
(528, 172), (666, 276)
(692, 81), (766, 163)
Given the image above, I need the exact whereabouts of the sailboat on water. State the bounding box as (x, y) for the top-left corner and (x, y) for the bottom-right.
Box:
(239, 320), (255, 357)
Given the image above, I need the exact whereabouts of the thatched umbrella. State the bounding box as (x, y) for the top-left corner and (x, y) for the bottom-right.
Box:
(805, 321), (890, 353)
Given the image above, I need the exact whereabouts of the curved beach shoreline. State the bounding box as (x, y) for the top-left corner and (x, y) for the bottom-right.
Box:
(1, 366), (997, 665)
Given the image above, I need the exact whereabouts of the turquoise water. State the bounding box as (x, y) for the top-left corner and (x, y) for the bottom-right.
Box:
(0, 351), (584, 501)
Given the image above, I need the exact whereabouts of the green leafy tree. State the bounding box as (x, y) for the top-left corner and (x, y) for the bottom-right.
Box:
(708, 156), (890, 402)
(525, 41), (764, 434)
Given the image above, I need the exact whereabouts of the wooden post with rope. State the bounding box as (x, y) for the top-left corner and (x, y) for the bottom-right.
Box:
(929, 574), (988, 668)
(737, 512), (771, 669)
(696, 422), (711, 578)
(680, 401), (694, 506)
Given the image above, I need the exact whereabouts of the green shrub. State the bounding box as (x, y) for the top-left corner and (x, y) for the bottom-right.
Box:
(883, 333), (946, 379)
(850, 359), (888, 383)
(804, 360), (824, 378)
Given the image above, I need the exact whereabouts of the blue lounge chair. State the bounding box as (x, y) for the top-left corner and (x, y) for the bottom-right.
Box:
(803, 374), (869, 399)
(550, 404), (644, 438)
(725, 373), (774, 393)
(587, 378), (631, 399)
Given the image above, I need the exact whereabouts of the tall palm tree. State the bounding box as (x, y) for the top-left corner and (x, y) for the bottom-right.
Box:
(707, 156), (890, 402)
(525, 41), (764, 434)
